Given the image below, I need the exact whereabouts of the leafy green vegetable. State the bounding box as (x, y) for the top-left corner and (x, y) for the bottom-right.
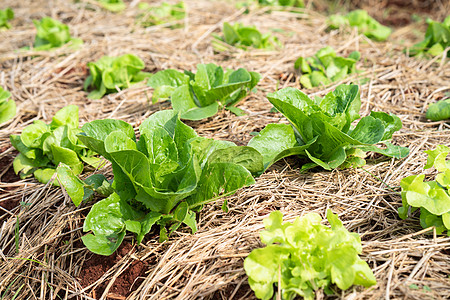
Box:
(328, 10), (391, 41)
(0, 87), (16, 125)
(244, 210), (376, 300)
(426, 98), (450, 121)
(0, 7), (14, 29)
(407, 16), (450, 58)
(137, 1), (185, 28)
(95, 0), (126, 12)
(10, 105), (102, 184)
(295, 46), (361, 89)
(399, 145), (450, 234)
(248, 84), (409, 171)
(64, 110), (262, 255)
(31, 17), (83, 50)
(147, 63), (261, 120)
(212, 22), (281, 51)
(257, 0), (304, 6)
(84, 54), (152, 99)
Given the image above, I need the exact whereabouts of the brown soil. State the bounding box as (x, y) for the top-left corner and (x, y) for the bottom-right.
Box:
(79, 242), (149, 299)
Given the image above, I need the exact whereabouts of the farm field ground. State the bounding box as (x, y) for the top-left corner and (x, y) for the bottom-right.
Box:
(0, 0), (449, 299)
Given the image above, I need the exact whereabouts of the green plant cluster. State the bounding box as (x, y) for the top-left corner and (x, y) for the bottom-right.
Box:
(295, 46), (361, 88)
(0, 87), (16, 125)
(32, 17), (83, 50)
(257, 0), (304, 6)
(328, 9), (391, 41)
(0, 7), (14, 29)
(426, 98), (450, 121)
(248, 84), (409, 171)
(10, 105), (102, 184)
(212, 22), (281, 51)
(147, 63), (261, 119)
(95, 0), (126, 12)
(137, 1), (186, 28)
(408, 16), (450, 58)
(57, 110), (263, 255)
(84, 54), (151, 99)
(244, 210), (376, 300)
(399, 145), (450, 235)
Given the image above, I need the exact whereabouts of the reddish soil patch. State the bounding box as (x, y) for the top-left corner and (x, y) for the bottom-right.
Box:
(79, 242), (149, 299)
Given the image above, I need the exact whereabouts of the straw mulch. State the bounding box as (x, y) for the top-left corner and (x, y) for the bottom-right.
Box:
(0, 0), (449, 299)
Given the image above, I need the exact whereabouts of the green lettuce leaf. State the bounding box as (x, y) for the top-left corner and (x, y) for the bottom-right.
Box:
(244, 210), (376, 300)
(137, 1), (185, 28)
(84, 54), (151, 99)
(0, 86), (16, 124)
(0, 8), (13, 29)
(426, 98), (450, 121)
(69, 110), (263, 255)
(249, 84), (408, 171)
(328, 10), (391, 41)
(31, 17), (83, 50)
(407, 16), (450, 58)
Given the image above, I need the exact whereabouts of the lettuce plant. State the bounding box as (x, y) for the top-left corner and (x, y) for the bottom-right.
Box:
(399, 145), (450, 234)
(137, 1), (185, 28)
(10, 105), (102, 184)
(147, 63), (261, 120)
(0, 8), (14, 29)
(60, 110), (263, 255)
(0, 87), (16, 125)
(248, 84), (409, 171)
(96, 0), (126, 12)
(212, 22), (281, 51)
(244, 210), (376, 300)
(32, 17), (83, 50)
(295, 46), (361, 89)
(407, 16), (450, 58)
(426, 98), (450, 121)
(257, 0), (304, 6)
(328, 10), (391, 41)
(84, 54), (151, 99)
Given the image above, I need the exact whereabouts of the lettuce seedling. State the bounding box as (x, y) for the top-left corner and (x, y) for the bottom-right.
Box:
(399, 145), (450, 234)
(0, 87), (16, 125)
(407, 16), (450, 58)
(137, 1), (185, 28)
(61, 110), (263, 255)
(84, 54), (152, 99)
(212, 22), (282, 51)
(10, 105), (102, 184)
(32, 17), (83, 50)
(0, 8), (14, 29)
(328, 10), (391, 41)
(426, 98), (450, 121)
(147, 63), (261, 120)
(295, 46), (361, 89)
(248, 84), (409, 171)
(244, 210), (376, 300)
(95, 0), (126, 12)
(257, 0), (304, 6)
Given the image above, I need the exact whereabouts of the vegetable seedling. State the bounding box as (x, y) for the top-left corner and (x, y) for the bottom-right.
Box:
(328, 10), (392, 41)
(295, 46), (361, 89)
(248, 84), (409, 171)
(84, 54), (152, 99)
(147, 63), (261, 120)
(212, 22), (282, 51)
(10, 105), (102, 184)
(0, 7), (14, 29)
(137, 1), (185, 28)
(245, 210), (376, 300)
(0, 87), (16, 125)
(58, 110), (264, 255)
(31, 17), (83, 50)
(407, 16), (450, 58)
(399, 145), (450, 235)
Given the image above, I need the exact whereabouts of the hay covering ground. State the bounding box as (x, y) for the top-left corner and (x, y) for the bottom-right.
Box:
(0, 0), (449, 299)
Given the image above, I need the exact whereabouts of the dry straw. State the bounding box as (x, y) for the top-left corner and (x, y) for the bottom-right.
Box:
(0, 0), (449, 299)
